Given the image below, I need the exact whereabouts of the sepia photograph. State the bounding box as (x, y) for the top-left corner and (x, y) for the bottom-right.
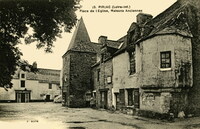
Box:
(0, 0), (200, 129)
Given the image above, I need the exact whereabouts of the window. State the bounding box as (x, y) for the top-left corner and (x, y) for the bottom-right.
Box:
(21, 80), (25, 87)
(49, 83), (52, 89)
(129, 51), (136, 75)
(21, 73), (25, 79)
(160, 51), (171, 68)
(107, 76), (112, 84)
(97, 69), (100, 82)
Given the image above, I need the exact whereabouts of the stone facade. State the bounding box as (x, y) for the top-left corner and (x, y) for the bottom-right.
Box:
(62, 0), (200, 118)
(92, 0), (198, 118)
(63, 51), (97, 107)
(94, 60), (113, 109)
(184, 0), (200, 115)
(139, 35), (192, 116)
(92, 35), (122, 109)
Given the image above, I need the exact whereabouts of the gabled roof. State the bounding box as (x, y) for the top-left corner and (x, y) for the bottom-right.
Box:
(67, 17), (91, 51)
(136, 1), (193, 44)
(13, 68), (60, 84)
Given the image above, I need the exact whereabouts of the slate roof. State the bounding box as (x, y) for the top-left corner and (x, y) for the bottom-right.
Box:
(67, 17), (91, 51)
(68, 41), (102, 53)
(106, 40), (122, 49)
(63, 17), (102, 57)
(90, 42), (102, 53)
(136, 1), (193, 44)
(13, 68), (60, 84)
(118, 35), (127, 42)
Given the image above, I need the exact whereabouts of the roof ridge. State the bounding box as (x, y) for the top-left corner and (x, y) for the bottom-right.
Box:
(38, 68), (60, 71)
(107, 39), (120, 42)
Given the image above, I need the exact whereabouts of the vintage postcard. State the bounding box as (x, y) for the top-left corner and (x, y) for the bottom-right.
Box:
(1, 0), (200, 129)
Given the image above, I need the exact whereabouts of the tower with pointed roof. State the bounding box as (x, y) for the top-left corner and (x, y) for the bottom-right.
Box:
(62, 18), (101, 107)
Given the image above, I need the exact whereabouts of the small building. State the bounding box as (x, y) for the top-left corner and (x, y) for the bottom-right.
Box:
(0, 67), (61, 102)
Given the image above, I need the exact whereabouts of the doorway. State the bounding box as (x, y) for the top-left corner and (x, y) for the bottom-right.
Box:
(100, 91), (108, 109)
(21, 93), (25, 102)
(16, 91), (30, 103)
(115, 93), (120, 110)
(134, 89), (140, 108)
(46, 95), (50, 102)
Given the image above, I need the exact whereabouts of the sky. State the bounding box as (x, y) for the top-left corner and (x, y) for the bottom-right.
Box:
(18, 0), (177, 70)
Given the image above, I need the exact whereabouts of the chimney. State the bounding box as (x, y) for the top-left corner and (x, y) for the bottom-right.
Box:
(32, 61), (37, 69)
(98, 36), (107, 45)
(136, 13), (153, 25)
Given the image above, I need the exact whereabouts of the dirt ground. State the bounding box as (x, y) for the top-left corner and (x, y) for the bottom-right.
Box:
(0, 102), (200, 129)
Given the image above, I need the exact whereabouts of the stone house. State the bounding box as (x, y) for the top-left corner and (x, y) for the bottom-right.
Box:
(0, 67), (61, 102)
(61, 17), (101, 107)
(92, 36), (122, 109)
(62, 0), (200, 117)
(112, 37), (140, 111)
(92, 0), (200, 117)
(133, 0), (195, 117)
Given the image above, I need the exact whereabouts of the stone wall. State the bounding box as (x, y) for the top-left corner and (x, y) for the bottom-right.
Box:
(140, 92), (171, 114)
(185, 3), (200, 114)
(67, 51), (97, 107)
(139, 34), (192, 115)
(140, 35), (192, 88)
(93, 59), (113, 109)
(62, 53), (71, 106)
(92, 65), (101, 108)
(112, 51), (140, 91)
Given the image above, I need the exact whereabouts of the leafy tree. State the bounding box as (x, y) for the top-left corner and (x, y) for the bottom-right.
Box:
(0, 0), (80, 88)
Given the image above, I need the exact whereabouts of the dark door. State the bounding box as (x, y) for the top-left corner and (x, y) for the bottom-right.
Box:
(104, 91), (108, 109)
(115, 93), (120, 110)
(46, 95), (50, 102)
(134, 89), (140, 108)
(127, 89), (133, 106)
(100, 91), (108, 109)
(119, 89), (125, 107)
(21, 93), (25, 103)
(100, 92), (104, 108)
